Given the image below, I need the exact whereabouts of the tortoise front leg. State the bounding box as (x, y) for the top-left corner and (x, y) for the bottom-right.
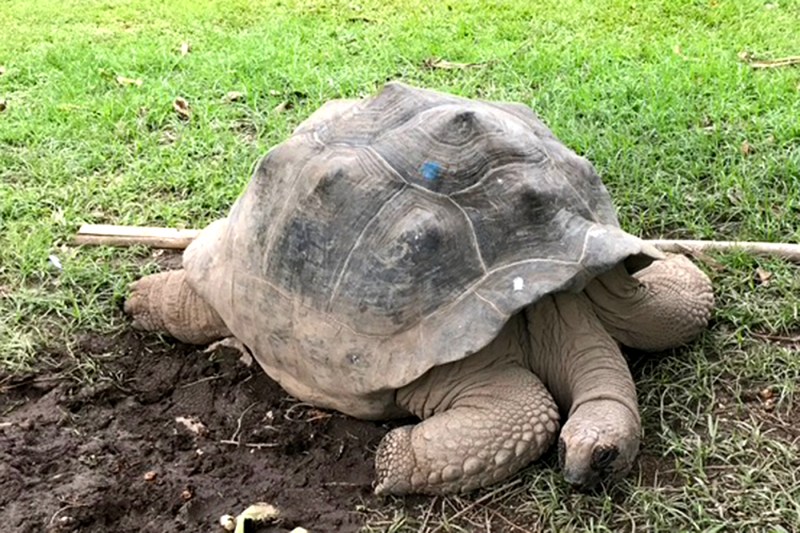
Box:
(374, 362), (559, 495)
(124, 269), (231, 344)
(584, 254), (714, 352)
(526, 292), (642, 489)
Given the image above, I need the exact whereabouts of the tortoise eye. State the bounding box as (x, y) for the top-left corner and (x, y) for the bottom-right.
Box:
(591, 446), (619, 470)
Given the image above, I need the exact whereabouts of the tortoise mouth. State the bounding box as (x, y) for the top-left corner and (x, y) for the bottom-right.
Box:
(558, 436), (622, 491)
(562, 463), (605, 491)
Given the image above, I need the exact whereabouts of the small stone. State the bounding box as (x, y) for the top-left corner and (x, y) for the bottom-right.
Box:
(758, 386), (775, 401)
(143, 470), (157, 481)
(181, 488), (193, 501)
(290, 528), (309, 533)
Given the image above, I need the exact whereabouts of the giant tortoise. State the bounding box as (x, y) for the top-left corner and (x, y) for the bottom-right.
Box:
(125, 82), (714, 495)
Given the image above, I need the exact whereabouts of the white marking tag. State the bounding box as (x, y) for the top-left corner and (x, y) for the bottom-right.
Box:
(513, 277), (524, 291)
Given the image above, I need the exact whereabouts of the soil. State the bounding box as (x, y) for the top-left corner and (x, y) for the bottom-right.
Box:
(0, 331), (691, 533)
(0, 332), (406, 533)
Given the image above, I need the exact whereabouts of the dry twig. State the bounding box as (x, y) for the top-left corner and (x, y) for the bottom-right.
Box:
(738, 51), (800, 69)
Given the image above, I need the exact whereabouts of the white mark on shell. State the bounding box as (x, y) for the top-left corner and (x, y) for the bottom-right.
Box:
(513, 277), (524, 291)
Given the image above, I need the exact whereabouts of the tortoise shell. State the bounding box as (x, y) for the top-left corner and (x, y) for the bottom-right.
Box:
(183, 83), (655, 418)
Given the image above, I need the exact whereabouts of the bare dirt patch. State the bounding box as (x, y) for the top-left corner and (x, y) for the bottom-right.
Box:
(0, 332), (395, 533)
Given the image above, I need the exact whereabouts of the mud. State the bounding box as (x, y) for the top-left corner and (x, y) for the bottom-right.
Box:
(0, 332), (400, 532)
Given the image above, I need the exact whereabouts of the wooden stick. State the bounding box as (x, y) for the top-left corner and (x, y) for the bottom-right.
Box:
(648, 239), (800, 263)
(73, 224), (800, 262)
(74, 224), (200, 250)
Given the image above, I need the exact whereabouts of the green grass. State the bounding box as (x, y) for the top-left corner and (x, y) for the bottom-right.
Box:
(1, 0), (799, 530)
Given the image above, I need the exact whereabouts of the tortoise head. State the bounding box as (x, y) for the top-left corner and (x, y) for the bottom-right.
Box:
(557, 399), (641, 490)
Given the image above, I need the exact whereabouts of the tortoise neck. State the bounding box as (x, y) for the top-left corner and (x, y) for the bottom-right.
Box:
(524, 293), (638, 420)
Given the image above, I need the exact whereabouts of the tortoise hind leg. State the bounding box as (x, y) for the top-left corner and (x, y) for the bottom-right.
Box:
(124, 269), (230, 344)
(374, 355), (559, 495)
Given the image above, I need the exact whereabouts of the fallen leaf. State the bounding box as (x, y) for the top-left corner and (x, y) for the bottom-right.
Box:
(159, 129), (178, 144)
(205, 337), (253, 366)
(48, 255), (63, 271)
(0, 66), (5, 75)
(740, 140), (753, 155)
(51, 209), (66, 225)
(175, 415), (209, 436)
(173, 97), (191, 120)
(755, 267), (772, 286)
(115, 75), (143, 87)
(224, 91), (245, 103)
(273, 100), (292, 113)
(758, 386), (776, 401)
(423, 57), (488, 70)
(143, 470), (158, 481)
(765, 3), (778, 9)
(180, 42), (191, 56)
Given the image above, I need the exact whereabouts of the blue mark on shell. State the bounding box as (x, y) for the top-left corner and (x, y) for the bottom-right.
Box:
(421, 161), (442, 181)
